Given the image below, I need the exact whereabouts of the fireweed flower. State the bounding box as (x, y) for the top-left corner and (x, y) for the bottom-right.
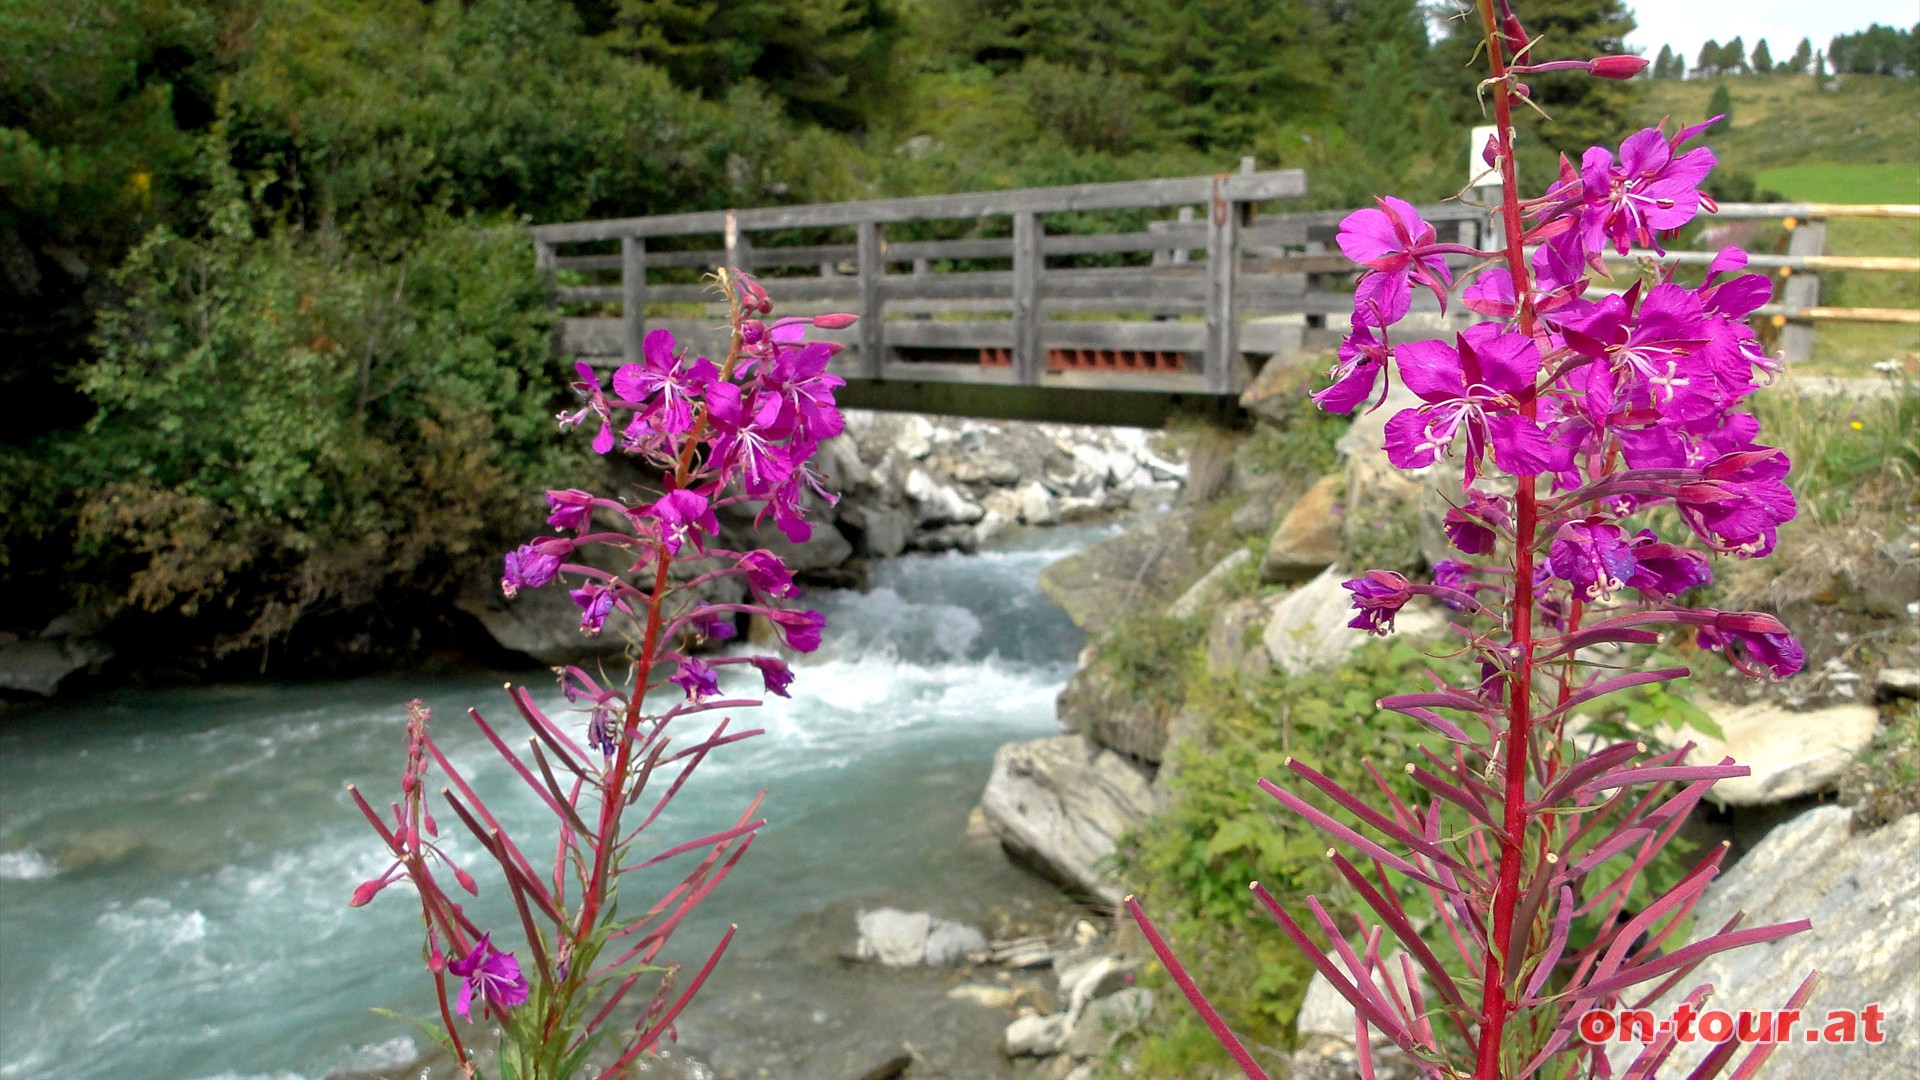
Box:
(1382, 323), (1554, 483)
(501, 541), (564, 597)
(1314, 317), (1393, 414)
(768, 608), (825, 652)
(1343, 569), (1414, 634)
(1549, 517), (1635, 601)
(1336, 196), (1453, 325)
(614, 329), (710, 436)
(560, 361), (618, 455)
(648, 489), (719, 556)
(1443, 489), (1512, 555)
(669, 657), (719, 700)
(570, 583), (615, 634)
(1578, 119), (1718, 254)
(1622, 530), (1712, 600)
(750, 656), (794, 698)
(449, 934), (529, 1020)
(545, 489), (598, 532)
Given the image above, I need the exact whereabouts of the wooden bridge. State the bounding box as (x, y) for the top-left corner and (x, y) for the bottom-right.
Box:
(530, 171), (1917, 426)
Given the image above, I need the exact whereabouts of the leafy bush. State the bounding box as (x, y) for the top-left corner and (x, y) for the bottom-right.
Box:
(70, 137), (565, 657)
(1114, 641), (1462, 1074)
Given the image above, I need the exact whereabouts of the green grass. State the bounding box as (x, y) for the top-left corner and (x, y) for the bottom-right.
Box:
(1754, 162), (1920, 205)
(1639, 75), (1920, 172)
(1638, 76), (1920, 375)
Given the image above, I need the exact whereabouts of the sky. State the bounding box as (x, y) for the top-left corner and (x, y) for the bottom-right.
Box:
(1623, 1), (1916, 61)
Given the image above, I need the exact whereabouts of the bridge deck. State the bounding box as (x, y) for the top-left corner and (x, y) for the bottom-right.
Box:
(531, 167), (1489, 421)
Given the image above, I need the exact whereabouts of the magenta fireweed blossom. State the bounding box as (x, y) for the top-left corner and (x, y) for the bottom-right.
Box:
(614, 328), (707, 435)
(1626, 529), (1713, 599)
(1314, 317), (1393, 414)
(545, 489), (597, 532)
(1382, 323), (1554, 483)
(1549, 517), (1635, 601)
(750, 655), (794, 698)
(1342, 570), (1414, 634)
(1132, 14), (1813, 1080)
(501, 542), (563, 597)
(648, 489), (719, 556)
(769, 608), (825, 653)
(561, 361), (618, 455)
(1337, 196), (1453, 325)
(741, 549), (798, 599)
(1578, 118), (1718, 254)
(669, 656), (719, 700)
(353, 273), (852, 1078)
(1443, 489), (1512, 555)
(449, 934), (529, 1021)
(570, 583), (615, 634)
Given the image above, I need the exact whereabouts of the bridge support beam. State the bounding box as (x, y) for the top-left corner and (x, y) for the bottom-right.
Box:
(1012, 211), (1044, 386)
(1204, 176), (1241, 395)
(857, 221), (885, 378)
(621, 236), (647, 364)
(836, 378), (1244, 429)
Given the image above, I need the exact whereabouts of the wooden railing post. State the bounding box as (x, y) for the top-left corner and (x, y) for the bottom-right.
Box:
(857, 219), (885, 378)
(1012, 210), (1044, 385)
(723, 209), (754, 273)
(621, 235), (647, 364)
(1778, 214), (1826, 366)
(1204, 176), (1240, 394)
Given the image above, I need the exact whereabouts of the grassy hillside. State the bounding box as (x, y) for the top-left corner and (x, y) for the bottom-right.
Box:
(1639, 75), (1918, 375)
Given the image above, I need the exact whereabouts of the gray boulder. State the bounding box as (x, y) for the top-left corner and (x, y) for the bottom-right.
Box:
(1259, 474), (1344, 584)
(0, 636), (113, 698)
(1038, 509), (1206, 635)
(979, 735), (1160, 904)
(852, 907), (987, 968)
(1615, 806), (1920, 1079)
(1673, 700), (1880, 806)
(1261, 567), (1443, 676)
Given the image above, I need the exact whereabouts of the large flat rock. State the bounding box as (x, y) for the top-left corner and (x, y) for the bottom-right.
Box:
(1616, 806), (1920, 1079)
(978, 735), (1159, 905)
(1673, 700), (1880, 806)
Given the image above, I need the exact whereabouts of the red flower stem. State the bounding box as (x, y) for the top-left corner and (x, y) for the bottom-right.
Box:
(1474, 2), (1543, 1077)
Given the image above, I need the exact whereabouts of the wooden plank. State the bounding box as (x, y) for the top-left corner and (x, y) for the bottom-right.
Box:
(621, 236), (647, 363)
(534, 240), (556, 286)
(1602, 250), (1920, 273)
(1713, 203), (1920, 220)
(530, 170), (1308, 243)
(1778, 220), (1825, 364)
(857, 220), (885, 378)
(1012, 212), (1044, 385)
(1759, 305), (1920, 325)
(1204, 176), (1240, 394)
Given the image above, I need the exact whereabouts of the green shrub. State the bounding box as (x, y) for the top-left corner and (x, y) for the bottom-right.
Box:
(1113, 640), (1465, 1074)
(70, 136), (566, 655)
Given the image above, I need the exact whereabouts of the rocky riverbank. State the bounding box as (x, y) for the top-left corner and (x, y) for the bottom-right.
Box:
(959, 362), (1920, 1079)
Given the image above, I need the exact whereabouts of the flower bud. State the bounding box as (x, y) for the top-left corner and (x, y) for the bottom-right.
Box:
(811, 312), (859, 329)
(1589, 55), (1649, 80)
(455, 866), (479, 896)
(350, 878), (387, 907)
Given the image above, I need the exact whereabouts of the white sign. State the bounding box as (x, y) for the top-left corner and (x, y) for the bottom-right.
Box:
(1469, 124), (1500, 189)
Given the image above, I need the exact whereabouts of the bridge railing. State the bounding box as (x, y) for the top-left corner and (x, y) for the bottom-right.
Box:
(1596, 202), (1920, 365)
(530, 168), (1489, 397)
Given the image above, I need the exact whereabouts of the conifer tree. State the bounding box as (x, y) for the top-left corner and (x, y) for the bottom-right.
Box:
(1752, 38), (1773, 74)
(1789, 37), (1813, 75)
(1725, 35), (1749, 73)
(1697, 39), (1722, 77)
(1654, 44), (1674, 79)
(1709, 82), (1734, 125)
